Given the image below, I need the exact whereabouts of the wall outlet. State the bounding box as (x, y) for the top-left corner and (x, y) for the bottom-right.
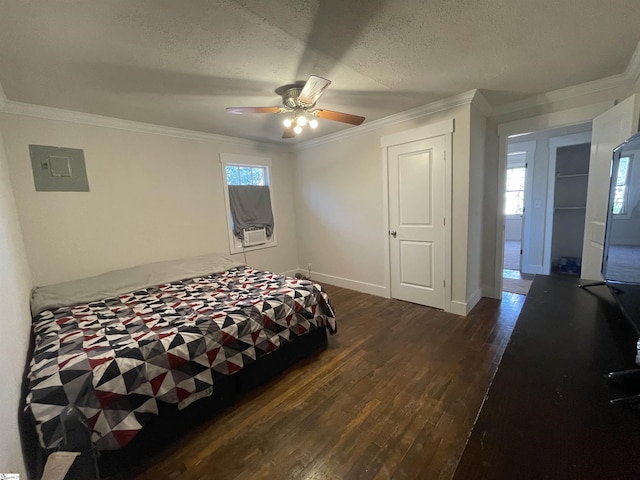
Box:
(307, 263), (312, 271)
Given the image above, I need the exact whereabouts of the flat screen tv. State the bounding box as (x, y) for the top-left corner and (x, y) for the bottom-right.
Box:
(602, 130), (640, 367)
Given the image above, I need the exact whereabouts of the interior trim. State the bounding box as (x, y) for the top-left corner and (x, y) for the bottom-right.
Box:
(0, 100), (289, 151)
(297, 91), (476, 149)
(305, 270), (388, 298)
(0, 38), (637, 152)
(492, 41), (640, 117)
(379, 118), (454, 147)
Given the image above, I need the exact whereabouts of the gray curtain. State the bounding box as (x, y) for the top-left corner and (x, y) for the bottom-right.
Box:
(228, 185), (274, 238)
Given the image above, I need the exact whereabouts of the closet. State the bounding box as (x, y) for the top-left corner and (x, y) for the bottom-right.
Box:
(550, 143), (591, 273)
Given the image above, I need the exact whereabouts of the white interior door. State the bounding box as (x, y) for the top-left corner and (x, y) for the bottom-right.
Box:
(388, 136), (446, 308)
(506, 141), (536, 273)
(581, 95), (639, 280)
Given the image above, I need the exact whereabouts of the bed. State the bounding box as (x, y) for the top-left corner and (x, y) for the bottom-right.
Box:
(22, 253), (336, 476)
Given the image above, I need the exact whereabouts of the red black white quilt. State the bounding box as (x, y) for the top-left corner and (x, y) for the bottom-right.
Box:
(26, 267), (336, 450)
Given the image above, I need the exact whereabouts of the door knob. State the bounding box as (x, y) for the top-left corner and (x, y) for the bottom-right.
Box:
(390, 230), (397, 237)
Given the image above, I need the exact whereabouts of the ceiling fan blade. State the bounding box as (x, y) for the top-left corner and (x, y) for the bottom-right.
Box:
(226, 106), (282, 114)
(282, 125), (295, 139)
(298, 75), (332, 106)
(315, 109), (365, 126)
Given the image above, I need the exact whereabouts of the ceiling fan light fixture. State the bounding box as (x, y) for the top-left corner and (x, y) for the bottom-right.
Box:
(226, 75), (365, 139)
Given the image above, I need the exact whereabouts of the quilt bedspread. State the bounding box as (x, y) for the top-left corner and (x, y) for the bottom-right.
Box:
(26, 267), (336, 451)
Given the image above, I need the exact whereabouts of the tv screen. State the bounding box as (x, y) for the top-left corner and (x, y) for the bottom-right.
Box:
(602, 130), (640, 338)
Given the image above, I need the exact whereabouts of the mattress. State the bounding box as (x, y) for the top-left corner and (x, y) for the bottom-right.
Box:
(25, 255), (336, 451)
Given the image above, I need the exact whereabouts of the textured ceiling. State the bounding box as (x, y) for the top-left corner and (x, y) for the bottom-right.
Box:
(0, 0), (639, 143)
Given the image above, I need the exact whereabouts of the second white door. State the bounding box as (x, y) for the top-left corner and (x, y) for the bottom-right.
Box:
(388, 136), (446, 309)
(581, 94), (639, 280)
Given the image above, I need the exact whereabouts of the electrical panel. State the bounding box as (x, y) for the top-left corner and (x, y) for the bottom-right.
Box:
(29, 144), (89, 192)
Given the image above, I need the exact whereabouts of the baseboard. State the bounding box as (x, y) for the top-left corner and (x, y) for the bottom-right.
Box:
(449, 301), (468, 316)
(281, 269), (300, 278)
(304, 270), (388, 298)
(466, 288), (483, 313)
(482, 286), (503, 299)
(292, 268), (487, 313)
(450, 288), (483, 316)
(522, 265), (545, 275)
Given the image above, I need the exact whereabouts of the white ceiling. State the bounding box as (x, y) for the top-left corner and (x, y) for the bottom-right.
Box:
(1, 0), (639, 144)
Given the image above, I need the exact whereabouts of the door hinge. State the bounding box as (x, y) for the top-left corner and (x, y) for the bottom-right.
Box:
(443, 280), (446, 288)
(520, 249), (523, 255)
(443, 217), (446, 226)
(525, 162), (528, 168)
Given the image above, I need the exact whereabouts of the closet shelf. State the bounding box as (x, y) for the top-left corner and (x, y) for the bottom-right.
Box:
(556, 173), (588, 178)
(555, 206), (587, 211)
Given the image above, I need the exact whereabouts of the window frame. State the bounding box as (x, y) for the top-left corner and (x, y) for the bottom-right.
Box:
(612, 155), (632, 217)
(225, 164), (267, 186)
(504, 156), (526, 217)
(219, 153), (277, 253)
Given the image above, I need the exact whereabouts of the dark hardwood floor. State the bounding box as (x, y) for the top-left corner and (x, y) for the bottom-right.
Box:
(107, 285), (525, 480)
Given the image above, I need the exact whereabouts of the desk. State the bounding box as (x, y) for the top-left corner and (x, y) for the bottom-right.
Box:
(453, 275), (640, 480)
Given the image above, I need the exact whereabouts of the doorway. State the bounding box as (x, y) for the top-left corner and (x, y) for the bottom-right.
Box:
(381, 120), (453, 311)
(502, 142), (535, 295)
(500, 125), (592, 296)
(545, 133), (592, 275)
(388, 136), (446, 308)
(495, 95), (639, 297)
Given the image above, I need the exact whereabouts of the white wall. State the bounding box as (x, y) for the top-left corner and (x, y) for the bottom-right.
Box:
(0, 114), (299, 286)
(504, 218), (522, 241)
(0, 124), (31, 478)
(293, 103), (479, 311)
(466, 104), (486, 305)
(292, 127), (388, 295)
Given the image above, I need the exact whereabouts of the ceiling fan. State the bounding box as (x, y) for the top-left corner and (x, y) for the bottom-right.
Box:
(226, 75), (365, 139)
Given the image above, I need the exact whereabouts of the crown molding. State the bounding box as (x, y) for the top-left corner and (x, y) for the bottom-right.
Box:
(296, 90), (478, 150)
(626, 40), (640, 84)
(470, 89), (493, 116)
(493, 41), (640, 117)
(496, 100), (612, 137)
(3, 40), (638, 149)
(0, 87), (485, 151)
(491, 73), (628, 117)
(0, 99), (290, 151)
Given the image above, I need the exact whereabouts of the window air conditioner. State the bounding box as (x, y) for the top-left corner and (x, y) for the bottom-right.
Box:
(242, 228), (267, 247)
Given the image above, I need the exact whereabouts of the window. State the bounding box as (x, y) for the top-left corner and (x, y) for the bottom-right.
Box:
(225, 165), (266, 186)
(220, 153), (276, 253)
(613, 156), (631, 215)
(505, 166), (526, 215)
